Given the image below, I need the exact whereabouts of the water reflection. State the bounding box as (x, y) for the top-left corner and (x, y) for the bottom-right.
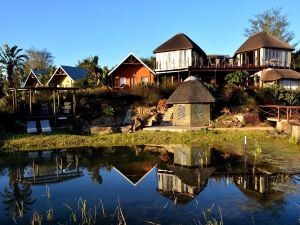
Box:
(156, 144), (296, 207)
(0, 145), (299, 224)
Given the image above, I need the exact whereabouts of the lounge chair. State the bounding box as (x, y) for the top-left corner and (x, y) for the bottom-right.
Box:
(27, 121), (37, 134)
(40, 120), (52, 133)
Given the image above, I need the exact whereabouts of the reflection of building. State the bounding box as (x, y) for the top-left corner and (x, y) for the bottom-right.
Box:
(157, 165), (215, 203)
(234, 172), (288, 205)
(113, 161), (157, 186)
(172, 145), (212, 167)
(234, 172), (287, 194)
(15, 152), (83, 185)
(157, 145), (215, 203)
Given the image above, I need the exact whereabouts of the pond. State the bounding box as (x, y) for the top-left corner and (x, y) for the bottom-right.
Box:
(1, 145), (300, 225)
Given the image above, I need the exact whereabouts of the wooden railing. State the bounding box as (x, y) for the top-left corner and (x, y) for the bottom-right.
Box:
(259, 105), (300, 123)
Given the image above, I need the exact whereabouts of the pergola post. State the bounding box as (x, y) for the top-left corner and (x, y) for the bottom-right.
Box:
(277, 107), (280, 122)
(72, 91), (76, 115)
(57, 90), (60, 109)
(287, 108), (289, 123)
(29, 89), (32, 116)
(14, 89), (17, 111)
(12, 89), (15, 112)
(53, 90), (56, 116)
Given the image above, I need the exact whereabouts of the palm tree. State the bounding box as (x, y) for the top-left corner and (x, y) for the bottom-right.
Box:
(0, 44), (28, 87)
(77, 55), (102, 86)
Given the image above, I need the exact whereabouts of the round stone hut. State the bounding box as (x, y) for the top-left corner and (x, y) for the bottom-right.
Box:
(167, 76), (215, 127)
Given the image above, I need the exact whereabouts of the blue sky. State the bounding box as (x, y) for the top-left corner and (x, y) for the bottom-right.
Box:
(1, 0), (299, 68)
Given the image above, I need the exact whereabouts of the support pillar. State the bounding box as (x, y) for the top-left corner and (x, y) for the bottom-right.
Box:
(29, 89), (32, 116)
(72, 91), (76, 115)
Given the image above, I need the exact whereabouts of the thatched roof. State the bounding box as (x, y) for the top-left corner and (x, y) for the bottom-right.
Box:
(153, 33), (206, 56)
(167, 77), (215, 104)
(260, 68), (300, 81)
(235, 32), (294, 54)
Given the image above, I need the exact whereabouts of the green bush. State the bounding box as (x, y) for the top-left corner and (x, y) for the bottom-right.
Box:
(254, 84), (300, 106)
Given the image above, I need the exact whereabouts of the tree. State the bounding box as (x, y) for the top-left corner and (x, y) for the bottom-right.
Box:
(0, 44), (28, 87)
(293, 49), (300, 70)
(24, 48), (54, 75)
(77, 55), (105, 87)
(244, 7), (295, 44)
(225, 70), (250, 88)
(140, 56), (156, 70)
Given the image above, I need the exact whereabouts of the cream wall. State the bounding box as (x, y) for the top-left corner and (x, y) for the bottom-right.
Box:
(58, 76), (74, 87)
(156, 49), (204, 71)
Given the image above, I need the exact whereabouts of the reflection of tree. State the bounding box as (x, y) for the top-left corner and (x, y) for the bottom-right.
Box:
(89, 168), (103, 184)
(1, 182), (35, 218)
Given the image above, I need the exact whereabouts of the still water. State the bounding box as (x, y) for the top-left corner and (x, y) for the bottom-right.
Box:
(1, 145), (300, 225)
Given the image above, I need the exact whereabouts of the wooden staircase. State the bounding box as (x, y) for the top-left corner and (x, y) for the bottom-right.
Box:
(161, 107), (173, 125)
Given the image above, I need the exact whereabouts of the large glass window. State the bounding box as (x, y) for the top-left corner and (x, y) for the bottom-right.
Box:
(120, 77), (126, 86)
(141, 76), (148, 85)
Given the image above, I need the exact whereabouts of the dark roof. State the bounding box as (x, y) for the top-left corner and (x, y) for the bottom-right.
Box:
(32, 69), (48, 77)
(235, 32), (294, 54)
(260, 68), (300, 81)
(61, 65), (87, 80)
(153, 33), (206, 56)
(167, 78), (215, 104)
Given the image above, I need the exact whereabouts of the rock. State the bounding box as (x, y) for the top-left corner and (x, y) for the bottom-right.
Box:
(69, 116), (91, 135)
(91, 126), (121, 134)
(120, 125), (133, 133)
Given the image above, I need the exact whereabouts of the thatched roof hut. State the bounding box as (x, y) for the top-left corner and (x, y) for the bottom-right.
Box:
(235, 32), (294, 54)
(153, 33), (206, 56)
(260, 68), (300, 81)
(167, 77), (215, 127)
(167, 77), (215, 104)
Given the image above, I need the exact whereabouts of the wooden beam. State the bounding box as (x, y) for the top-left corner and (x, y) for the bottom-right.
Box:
(29, 89), (32, 116)
(73, 91), (76, 115)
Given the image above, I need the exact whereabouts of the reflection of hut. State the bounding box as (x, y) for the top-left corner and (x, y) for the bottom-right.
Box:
(234, 173), (287, 205)
(171, 145), (211, 167)
(167, 76), (215, 126)
(157, 163), (215, 204)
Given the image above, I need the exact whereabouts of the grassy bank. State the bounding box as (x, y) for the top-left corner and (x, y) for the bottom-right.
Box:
(0, 129), (297, 152)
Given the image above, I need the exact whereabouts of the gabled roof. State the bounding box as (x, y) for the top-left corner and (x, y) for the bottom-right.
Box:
(108, 53), (156, 76)
(167, 77), (215, 104)
(23, 69), (46, 87)
(260, 68), (300, 81)
(47, 65), (87, 85)
(153, 33), (206, 56)
(60, 65), (87, 80)
(113, 164), (157, 186)
(235, 32), (294, 54)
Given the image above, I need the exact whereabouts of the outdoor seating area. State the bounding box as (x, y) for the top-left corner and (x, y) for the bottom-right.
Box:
(26, 119), (52, 134)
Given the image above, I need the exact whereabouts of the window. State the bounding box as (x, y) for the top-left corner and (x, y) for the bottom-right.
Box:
(141, 77), (148, 85)
(120, 77), (126, 86)
(177, 104), (185, 119)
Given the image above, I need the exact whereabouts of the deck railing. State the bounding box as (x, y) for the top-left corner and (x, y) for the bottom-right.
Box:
(259, 105), (300, 123)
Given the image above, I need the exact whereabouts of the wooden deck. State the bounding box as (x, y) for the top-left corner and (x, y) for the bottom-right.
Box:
(260, 105), (300, 123)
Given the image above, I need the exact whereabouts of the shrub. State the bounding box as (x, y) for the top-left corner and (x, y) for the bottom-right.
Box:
(225, 70), (250, 88)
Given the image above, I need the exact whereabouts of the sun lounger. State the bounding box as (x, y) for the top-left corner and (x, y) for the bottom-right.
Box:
(27, 121), (37, 134)
(40, 120), (52, 133)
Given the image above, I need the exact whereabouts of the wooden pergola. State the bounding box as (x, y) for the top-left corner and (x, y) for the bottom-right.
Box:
(10, 86), (79, 126)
